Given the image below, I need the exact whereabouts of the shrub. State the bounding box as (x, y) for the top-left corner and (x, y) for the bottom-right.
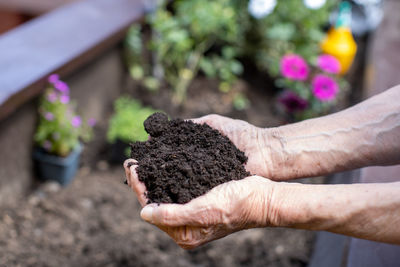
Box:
(125, 0), (247, 105)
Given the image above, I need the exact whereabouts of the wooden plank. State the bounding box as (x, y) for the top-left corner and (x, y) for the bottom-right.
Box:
(0, 0), (155, 121)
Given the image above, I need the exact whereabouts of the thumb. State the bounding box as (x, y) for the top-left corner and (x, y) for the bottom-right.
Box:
(140, 201), (206, 227)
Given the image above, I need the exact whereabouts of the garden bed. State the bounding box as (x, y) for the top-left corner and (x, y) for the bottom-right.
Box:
(0, 76), (316, 266)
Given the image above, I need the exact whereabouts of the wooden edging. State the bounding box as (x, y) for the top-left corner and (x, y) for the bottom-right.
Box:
(0, 0), (155, 121)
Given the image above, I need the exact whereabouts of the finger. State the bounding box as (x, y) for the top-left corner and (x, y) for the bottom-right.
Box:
(140, 197), (212, 227)
(189, 114), (217, 125)
(123, 159), (137, 185)
(130, 164), (148, 207)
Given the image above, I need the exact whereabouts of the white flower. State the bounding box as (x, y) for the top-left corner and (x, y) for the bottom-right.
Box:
(303, 0), (327, 9)
(248, 0), (277, 19)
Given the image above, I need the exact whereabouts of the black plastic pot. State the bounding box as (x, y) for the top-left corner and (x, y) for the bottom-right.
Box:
(33, 144), (82, 186)
(109, 139), (130, 164)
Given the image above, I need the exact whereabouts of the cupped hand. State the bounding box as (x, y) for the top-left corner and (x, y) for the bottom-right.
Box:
(124, 159), (277, 249)
(192, 114), (272, 178)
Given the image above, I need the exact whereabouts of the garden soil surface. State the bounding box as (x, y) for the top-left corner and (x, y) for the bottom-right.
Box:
(0, 78), (318, 266)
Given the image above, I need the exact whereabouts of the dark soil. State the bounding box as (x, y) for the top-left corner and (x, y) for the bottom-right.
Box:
(131, 112), (250, 204)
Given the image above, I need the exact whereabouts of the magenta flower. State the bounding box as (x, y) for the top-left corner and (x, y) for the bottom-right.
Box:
(88, 118), (97, 127)
(71, 116), (81, 128)
(54, 81), (69, 93)
(60, 95), (70, 104)
(312, 74), (339, 102)
(317, 54), (341, 74)
(279, 90), (308, 113)
(48, 74), (59, 84)
(280, 54), (309, 81)
(44, 112), (55, 121)
(47, 92), (58, 103)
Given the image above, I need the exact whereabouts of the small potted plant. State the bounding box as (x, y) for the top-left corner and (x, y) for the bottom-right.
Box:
(107, 96), (157, 163)
(33, 74), (95, 185)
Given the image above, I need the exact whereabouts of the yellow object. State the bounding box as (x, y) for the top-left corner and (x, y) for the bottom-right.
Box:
(321, 1), (357, 75)
(321, 27), (357, 75)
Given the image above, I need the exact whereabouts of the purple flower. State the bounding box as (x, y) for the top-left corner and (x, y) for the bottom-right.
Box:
(44, 112), (55, 121)
(88, 118), (97, 127)
(280, 54), (309, 81)
(43, 140), (52, 151)
(54, 81), (69, 93)
(71, 116), (81, 128)
(317, 54), (341, 74)
(279, 91), (308, 113)
(48, 74), (59, 84)
(47, 92), (58, 103)
(60, 94), (70, 104)
(312, 74), (339, 102)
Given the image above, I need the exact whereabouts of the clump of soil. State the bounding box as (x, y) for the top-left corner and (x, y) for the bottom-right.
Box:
(130, 112), (251, 204)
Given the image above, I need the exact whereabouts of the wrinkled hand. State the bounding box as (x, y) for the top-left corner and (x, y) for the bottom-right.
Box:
(192, 114), (271, 178)
(124, 159), (277, 249)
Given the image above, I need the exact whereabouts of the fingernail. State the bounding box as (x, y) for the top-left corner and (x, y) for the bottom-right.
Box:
(140, 206), (154, 222)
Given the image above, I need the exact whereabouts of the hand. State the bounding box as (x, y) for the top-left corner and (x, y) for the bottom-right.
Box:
(192, 114), (272, 178)
(124, 159), (277, 249)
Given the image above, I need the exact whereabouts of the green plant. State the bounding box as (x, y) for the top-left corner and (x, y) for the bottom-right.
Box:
(34, 75), (94, 157)
(107, 97), (157, 144)
(125, 0), (247, 105)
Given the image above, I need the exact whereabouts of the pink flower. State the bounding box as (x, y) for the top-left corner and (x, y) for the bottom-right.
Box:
(47, 92), (58, 103)
(280, 54), (309, 81)
(278, 90), (308, 113)
(71, 116), (81, 128)
(60, 95), (70, 104)
(54, 81), (69, 93)
(44, 112), (55, 121)
(48, 74), (59, 84)
(88, 118), (97, 127)
(317, 54), (341, 74)
(312, 74), (339, 101)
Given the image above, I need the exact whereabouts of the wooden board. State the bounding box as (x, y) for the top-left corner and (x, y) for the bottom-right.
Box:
(0, 0), (155, 120)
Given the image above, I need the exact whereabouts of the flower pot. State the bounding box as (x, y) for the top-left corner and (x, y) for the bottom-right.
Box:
(109, 139), (130, 164)
(33, 144), (82, 186)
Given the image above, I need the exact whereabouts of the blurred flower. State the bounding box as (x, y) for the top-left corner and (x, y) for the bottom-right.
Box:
(43, 140), (52, 151)
(312, 74), (339, 101)
(280, 54), (309, 81)
(48, 74), (59, 84)
(317, 54), (341, 74)
(279, 90), (308, 113)
(54, 81), (69, 93)
(60, 95), (70, 104)
(71, 116), (82, 128)
(44, 112), (55, 121)
(303, 0), (326, 9)
(47, 92), (58, 103)
(248, 0), (277, 19)
(88, 118), (97, 127)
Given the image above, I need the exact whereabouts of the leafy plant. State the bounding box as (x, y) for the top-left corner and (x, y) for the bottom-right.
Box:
(107, 97), (157, 144)
(125, 0), (247, 105)
(34, 75), (95, 157)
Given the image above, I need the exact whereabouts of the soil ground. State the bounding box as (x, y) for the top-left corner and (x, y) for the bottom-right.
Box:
(0, 78), (317, 266)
